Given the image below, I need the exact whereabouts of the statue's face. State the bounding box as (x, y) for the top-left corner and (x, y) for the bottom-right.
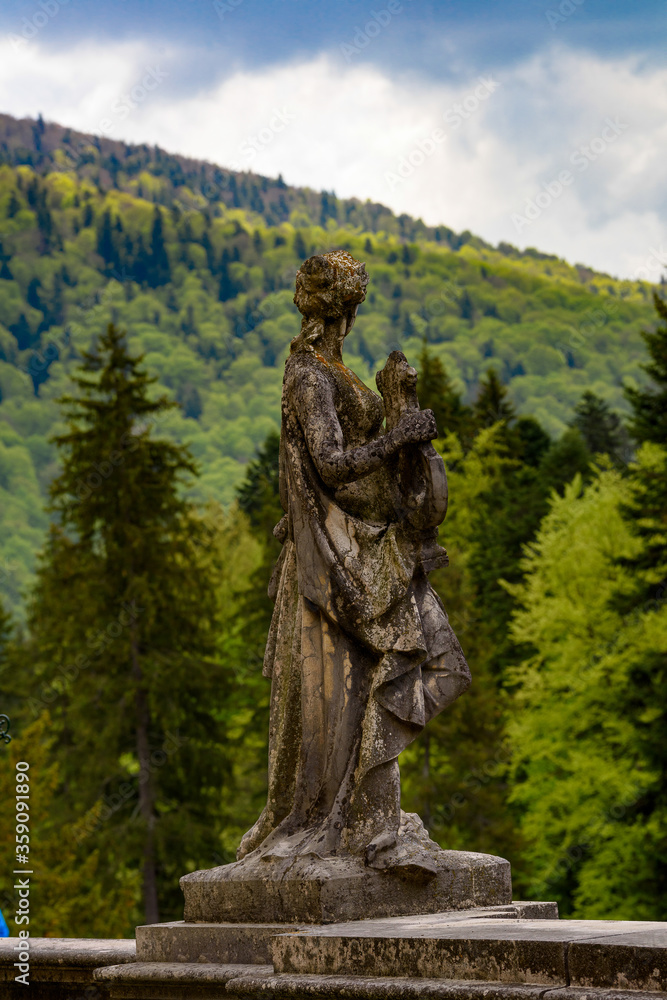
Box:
(344, 305), (360, 338)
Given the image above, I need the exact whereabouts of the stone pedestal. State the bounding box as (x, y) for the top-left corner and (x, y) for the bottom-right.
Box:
(180, 849), (512, 925)
(89, 907), (667, 1000)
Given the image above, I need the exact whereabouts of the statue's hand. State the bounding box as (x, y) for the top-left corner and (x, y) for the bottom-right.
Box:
(392, 408), (437, 447)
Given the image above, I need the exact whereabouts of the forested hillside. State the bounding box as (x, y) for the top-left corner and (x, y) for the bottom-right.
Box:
(0, 116), (650, 608)
(0, 116), (650, 609)
(0, 112), (657, 619)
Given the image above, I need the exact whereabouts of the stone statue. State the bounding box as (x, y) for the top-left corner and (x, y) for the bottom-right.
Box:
(181, 252), (510, 923)
(236, 249), (470, 870)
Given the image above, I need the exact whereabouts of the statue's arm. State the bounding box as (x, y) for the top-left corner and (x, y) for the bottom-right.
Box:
(294, 369), (436, 488)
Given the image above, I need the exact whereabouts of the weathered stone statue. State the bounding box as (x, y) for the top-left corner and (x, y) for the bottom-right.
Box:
(237, 250), (470, 867)
(181, 252), (511, 923)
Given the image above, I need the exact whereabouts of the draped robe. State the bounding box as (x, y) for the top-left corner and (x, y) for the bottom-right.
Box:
(237, 350), (471, 864)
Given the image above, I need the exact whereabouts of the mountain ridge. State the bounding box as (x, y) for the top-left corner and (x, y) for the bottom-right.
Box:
(0, 112), (485, 251)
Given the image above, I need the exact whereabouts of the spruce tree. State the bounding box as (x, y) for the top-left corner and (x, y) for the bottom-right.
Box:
(539, 428), (591, 494)
(473, 368), (515, 430)
(605, 293), (667, 917)
(234, 429), (283, 682)
(26, 276), (42, 312)
(26, 323), (229, 925)
(293, 230), (307, 261)
(7, 190), (20, 218)
(218, 249), (236, 302)
(146, 207), (171, 287)
(626, 292), (667, 445)
(514, 416), (551, 468)
(617, 289), (667, 613)
(572, 391), (628, 464)
(616, 445), (667, 614)
(236, 429), (282, 540)
(96, 209), (118, 272)
(417, 345), (472, 443)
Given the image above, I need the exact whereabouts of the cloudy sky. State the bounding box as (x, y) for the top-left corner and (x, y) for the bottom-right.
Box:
(0, 0), (665, 279)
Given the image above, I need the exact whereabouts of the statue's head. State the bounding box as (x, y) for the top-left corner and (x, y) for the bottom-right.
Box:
(291, 251), (369, 354)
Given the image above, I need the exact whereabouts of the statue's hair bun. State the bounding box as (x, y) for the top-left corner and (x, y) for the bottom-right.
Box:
(294, 251), (368, 320)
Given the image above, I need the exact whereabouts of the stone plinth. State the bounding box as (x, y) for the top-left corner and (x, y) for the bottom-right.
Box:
(93, 912), (667, 999)
(180, 850), (512, 925)
(136, 904), (555, 968)
(136, 920), (295, 965)
(268, 916), (667, 991)
(7, 909), (666, 1000)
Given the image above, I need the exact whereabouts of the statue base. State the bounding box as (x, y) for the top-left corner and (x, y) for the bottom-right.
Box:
(180, 849), (512, 925)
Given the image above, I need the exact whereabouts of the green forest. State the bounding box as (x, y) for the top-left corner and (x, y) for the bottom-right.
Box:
(0, 114), (666, 935)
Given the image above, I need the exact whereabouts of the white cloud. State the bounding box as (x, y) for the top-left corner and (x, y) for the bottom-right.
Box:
(0, 36), (665, 279)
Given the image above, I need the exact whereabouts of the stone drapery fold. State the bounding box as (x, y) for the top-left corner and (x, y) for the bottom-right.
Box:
(237, 352), (470, 864)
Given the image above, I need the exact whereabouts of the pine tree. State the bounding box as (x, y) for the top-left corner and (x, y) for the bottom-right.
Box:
(10, 313), (32, 351)
(0, 238), (11, 273)
(146, 207), (171, 287)
(49, 269), (65, 327)
(26, 323), (230, 925)
(514, 416), (551, 468)
(202, 229), (217, 273)
(96, 209), (118, 272)
(235, 430), (283, 670)
(7, 190), (20, 218)
(293, 230), (307, 261)
(572, 391), (628, 464)
(626, 292), (667, 445)
(612, 443), (667, 912)
(236, 429), (282, 539)
(26, 276), (42, 312)
(473, 368), (515, 430)
(417, 345), (473, 443)
(615, 443), (667, 612)
(617, 290), (667, 613)
(218, 249), (235, 302)
(539, 428), (591, 493)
